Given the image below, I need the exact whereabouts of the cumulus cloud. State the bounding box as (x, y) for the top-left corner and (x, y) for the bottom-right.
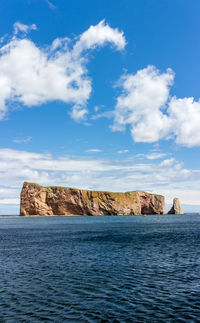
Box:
(113, 65), (200, 147)
(168, 97), (200, 147)
(0, 20), (125, 121)
(0, 148), (199, 213)
(73, 19), (126, 56)
(112, 65), (174, 142)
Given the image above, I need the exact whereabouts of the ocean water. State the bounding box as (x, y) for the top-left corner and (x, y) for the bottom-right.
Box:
(0, 214), (200, 322)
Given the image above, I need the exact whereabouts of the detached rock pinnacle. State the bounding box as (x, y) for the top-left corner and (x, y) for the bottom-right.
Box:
(168, 198), (184, 214)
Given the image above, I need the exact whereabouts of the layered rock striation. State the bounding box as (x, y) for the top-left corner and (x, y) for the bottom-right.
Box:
(20, 182), (166, 216)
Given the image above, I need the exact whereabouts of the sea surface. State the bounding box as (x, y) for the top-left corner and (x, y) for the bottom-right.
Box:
(0, 214), (200, 322)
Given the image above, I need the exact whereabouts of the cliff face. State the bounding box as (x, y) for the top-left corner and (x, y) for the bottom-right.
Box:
(168, 198), (184, 214)
(20, 182), (166, 216)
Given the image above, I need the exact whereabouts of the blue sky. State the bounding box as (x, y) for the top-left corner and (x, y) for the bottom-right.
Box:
(0, 0), (200, 214)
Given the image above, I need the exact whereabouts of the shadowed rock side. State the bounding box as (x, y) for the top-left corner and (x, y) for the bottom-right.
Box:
(168, 198), (184, 214)
(20, 182), (166, 216)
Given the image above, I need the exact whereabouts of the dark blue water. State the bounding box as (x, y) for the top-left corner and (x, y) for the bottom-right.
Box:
(0, 214), (200, 322)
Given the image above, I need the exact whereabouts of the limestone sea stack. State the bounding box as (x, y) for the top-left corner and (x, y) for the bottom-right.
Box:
(168, 197), (184, 214)
(20, 182), (166, 216)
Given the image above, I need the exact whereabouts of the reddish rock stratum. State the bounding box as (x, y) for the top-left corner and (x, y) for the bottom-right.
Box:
(20, 182), (166, 216)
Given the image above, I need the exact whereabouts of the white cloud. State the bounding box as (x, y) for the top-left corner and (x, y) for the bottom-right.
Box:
(13, 136), (32, 143)
(157, 189), (200, 206)
(91, 110), (114, 120)
(113, 65), (200, 147)
(0, 20), (125, 121)
(160, 158), (175, 167)
(0, 148), (199, 213)
(13, 22), (37, 35)
(0, 198), (19, 205)
(0, 187), (19, 198)
(112, 65), (174, 142)
(73, 20), (126, 56)
(44, 0), (56, 10)
(117, 149), (129, 154)
(85, 149), (102, 153)
(135, 152), (167, 160)
(168, 97), (200, 147)
(145, 152), (167, 160)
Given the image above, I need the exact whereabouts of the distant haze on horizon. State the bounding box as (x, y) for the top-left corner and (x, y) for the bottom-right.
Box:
(0, 0), (200, 214)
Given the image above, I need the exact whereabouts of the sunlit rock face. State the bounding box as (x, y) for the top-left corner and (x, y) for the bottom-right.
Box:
(168, 198), (184, 214)
(20, 182), (166, 216)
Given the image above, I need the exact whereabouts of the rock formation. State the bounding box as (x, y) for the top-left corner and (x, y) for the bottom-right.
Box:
(20, 182), (166, 216)
(168, 198), (184, 214)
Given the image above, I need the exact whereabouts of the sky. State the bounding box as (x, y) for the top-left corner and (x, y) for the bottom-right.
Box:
(0, 0), (200, 214)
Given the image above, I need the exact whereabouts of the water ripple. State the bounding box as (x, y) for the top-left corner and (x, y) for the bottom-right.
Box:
(0, 214), (200, 322)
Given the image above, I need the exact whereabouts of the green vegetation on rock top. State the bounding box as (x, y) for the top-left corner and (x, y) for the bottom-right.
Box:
(24, 182), (163, 197)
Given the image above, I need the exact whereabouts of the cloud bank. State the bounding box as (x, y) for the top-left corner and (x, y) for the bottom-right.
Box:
(0, 20), (125, 121)
(113, 65), (200, 147)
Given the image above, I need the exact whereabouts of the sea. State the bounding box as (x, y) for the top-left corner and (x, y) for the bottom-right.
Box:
(0, 214), (200, 322)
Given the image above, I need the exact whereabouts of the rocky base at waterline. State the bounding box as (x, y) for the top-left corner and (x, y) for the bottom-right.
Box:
(20, 182), (167, 216)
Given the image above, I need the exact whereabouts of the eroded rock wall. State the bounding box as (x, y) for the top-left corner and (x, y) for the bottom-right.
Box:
(168, 198), (184, 214)
(20, 182), (165, 216)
